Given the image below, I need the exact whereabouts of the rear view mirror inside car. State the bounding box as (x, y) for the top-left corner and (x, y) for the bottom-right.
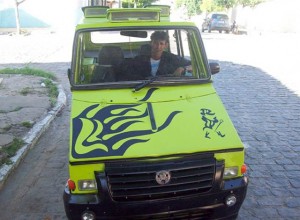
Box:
(120, 30), (148, 38)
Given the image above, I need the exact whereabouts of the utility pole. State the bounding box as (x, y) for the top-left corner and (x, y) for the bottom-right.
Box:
(14, 0), (26, 35)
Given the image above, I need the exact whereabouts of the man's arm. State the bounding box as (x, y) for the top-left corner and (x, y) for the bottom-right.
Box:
(160, 52), (191, 76)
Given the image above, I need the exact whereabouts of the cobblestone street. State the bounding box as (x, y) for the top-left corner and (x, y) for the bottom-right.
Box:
(0, 31), (299, 219)
(204, 33), (300, 219)
(213, 62), (300, 219)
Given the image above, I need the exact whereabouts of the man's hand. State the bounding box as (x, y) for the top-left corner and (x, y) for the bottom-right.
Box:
(173, 67), (185, 76)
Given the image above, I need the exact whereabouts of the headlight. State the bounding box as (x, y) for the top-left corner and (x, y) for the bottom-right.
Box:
(225, 195), (237, 207)
(224, 167), (238, 178)
(82, 211), (96, 220)
(78, 180), (97, 191)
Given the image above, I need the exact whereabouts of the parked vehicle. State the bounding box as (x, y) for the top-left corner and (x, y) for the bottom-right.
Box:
(63, 4), (248, 220)
(202, 13), (231, 33)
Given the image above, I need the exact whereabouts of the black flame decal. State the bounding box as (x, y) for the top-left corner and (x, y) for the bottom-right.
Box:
(139, 88), (159, 101)
(72, 103), (181, 158)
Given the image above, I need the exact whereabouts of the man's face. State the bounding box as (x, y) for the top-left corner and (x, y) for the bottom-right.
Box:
(151, 39), (168, 58)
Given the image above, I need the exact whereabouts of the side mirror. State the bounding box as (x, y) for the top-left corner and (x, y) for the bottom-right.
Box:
(68, 68), (72, 81)
(209, 62), (220, 75)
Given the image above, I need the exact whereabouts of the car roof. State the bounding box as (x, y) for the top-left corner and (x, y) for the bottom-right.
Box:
(76, 6), (197, 30)
(210, 13), (228, 17)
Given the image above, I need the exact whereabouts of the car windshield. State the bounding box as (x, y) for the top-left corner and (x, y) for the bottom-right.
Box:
(212, 14), (228, 19)
(71, 27), (209, 88)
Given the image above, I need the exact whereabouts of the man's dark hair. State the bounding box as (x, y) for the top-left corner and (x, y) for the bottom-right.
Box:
(150, 31), (169, 43)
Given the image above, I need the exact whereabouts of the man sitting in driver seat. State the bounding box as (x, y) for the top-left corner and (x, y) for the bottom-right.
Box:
(118, 31), (191, 81)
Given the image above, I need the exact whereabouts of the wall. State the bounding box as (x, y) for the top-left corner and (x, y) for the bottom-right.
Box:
(233, 0), (300, 33)
(0, 0), (84, 31)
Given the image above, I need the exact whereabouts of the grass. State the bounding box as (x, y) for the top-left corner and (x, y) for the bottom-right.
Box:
(20, 87), (33, 95)
(0, 66), (58, 106)
(3, 125), (12, 132)
(3, 138), (24, 157)
(21, 121), (33, 128)
(0, 66), (56, 80)
(42, 78), (59, 107)
(0, 138), (24, 166)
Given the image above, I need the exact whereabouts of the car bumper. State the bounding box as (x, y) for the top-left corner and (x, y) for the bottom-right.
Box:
(211, 26), (230, 31)
(63, 176), (248, 220)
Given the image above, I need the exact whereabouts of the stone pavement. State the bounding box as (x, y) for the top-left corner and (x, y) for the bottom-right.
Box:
(0, 74), (66, 189)
(203, 33), (300, 219)
(212, 61), (300, 219)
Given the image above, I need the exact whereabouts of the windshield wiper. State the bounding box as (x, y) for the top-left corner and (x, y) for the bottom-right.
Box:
(133, 76), (158, 92)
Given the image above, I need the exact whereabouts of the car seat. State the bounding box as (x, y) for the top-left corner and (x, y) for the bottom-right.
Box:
(91, 46), (124, 83)
(138, 44), (151, 56)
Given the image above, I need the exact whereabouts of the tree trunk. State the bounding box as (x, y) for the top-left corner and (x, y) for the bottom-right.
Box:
(14, 0), (21, 35)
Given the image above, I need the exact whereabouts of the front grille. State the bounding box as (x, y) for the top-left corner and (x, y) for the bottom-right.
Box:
(105, 154), (216, 201)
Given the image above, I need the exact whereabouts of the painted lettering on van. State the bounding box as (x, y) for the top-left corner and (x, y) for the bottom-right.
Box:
(200, 108), (225, 139)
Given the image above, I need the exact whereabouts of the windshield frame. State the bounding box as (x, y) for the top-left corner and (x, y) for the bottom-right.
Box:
(69, 25), (211, 90)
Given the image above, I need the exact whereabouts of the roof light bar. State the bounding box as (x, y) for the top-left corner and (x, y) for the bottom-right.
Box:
(107, 8), (160, 22)
(144, 5), (170, 17)
(82, 6), (109, 18)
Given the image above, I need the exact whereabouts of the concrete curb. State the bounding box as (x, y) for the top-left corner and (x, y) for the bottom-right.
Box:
(0, 85), (67, 190)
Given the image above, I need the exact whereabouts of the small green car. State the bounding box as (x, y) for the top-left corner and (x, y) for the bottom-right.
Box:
(63, 5), (248, 220)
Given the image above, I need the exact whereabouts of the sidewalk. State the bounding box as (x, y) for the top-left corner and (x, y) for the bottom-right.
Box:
(0, 30), (72, 189)
(0, 73), (66, 189)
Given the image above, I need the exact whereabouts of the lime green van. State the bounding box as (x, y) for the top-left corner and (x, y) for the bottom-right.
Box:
(63, 5), (248, 220)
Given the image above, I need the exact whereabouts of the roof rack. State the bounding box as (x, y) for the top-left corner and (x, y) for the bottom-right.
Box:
(82, 6), (109, 18)
(143, 5), (170, 17)
(107, 8), (161, 22)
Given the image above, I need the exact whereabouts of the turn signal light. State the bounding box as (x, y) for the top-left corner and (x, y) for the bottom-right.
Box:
(241, 164), (247, 174)
(67, 179), (76, 191)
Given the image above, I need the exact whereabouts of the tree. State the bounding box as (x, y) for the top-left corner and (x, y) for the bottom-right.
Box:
(237, 0), (265, 8)
(200, 0), (222, 13)
(122, 0), (157, 8)
(200, 0), (264, 12)
(14, 0), (27, 35)
(214, 0), (236, 9)
(175, 0), (202, 16)
(214, 0), (265, 10)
